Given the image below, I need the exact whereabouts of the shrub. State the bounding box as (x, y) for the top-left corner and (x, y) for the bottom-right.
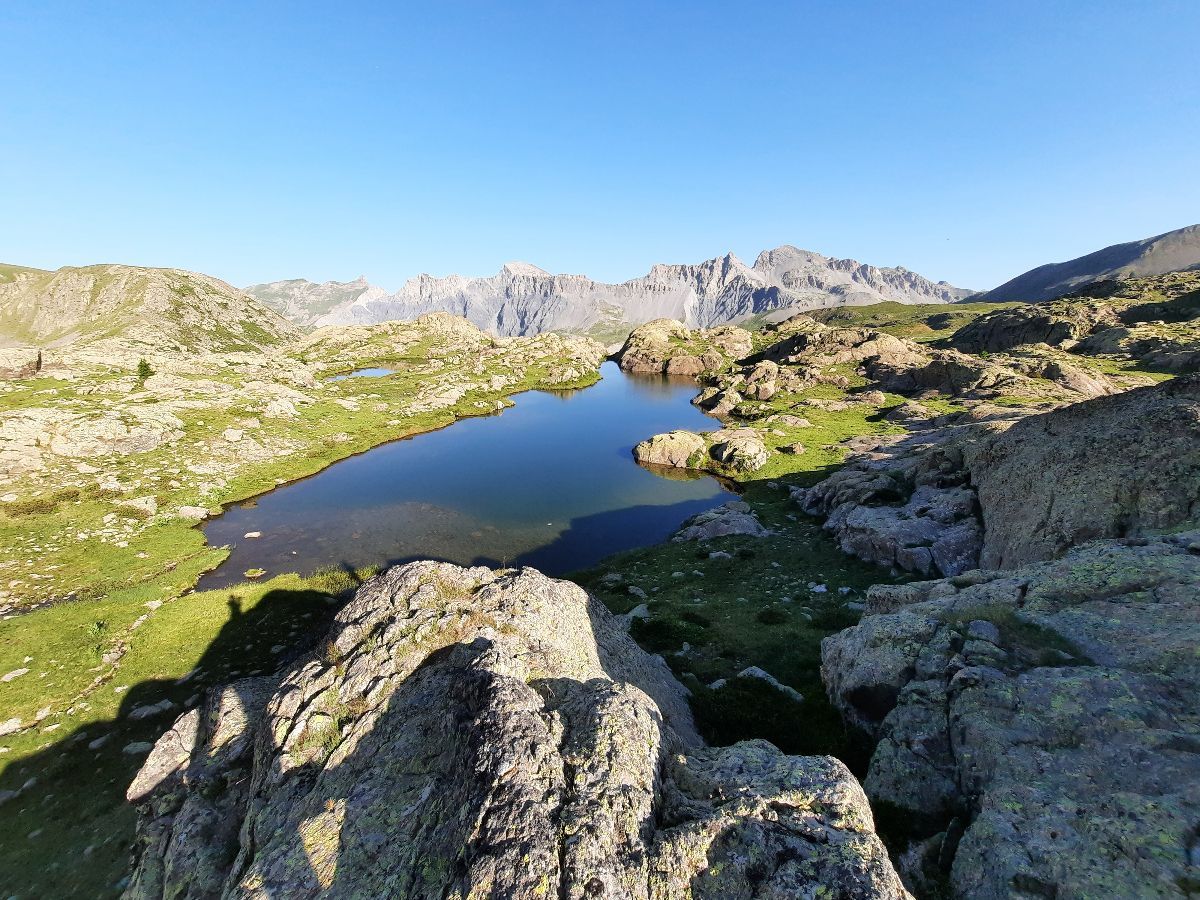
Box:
(137, 358), (154, 380)
(756, 607), (790, 625)
(2, 495), (59, 517)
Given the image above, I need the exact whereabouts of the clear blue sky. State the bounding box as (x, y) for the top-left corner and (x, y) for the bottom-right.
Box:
(3, 1), (1198, 291)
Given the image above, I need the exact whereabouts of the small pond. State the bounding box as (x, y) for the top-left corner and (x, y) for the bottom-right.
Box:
(327, 367), (397, 381)
(197, 361), (734, 589)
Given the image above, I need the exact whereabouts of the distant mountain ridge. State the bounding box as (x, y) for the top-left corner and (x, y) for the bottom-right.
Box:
(247, 246), (973, 337)
(982, 224), (1200, 303)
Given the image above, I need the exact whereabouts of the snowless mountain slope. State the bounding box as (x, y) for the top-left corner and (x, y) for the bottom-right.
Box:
(246, 246), (971, 337)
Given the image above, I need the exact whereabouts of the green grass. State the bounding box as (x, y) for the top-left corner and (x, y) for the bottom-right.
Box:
(0, 323), (604, 897)
(0, 263), (49, 285)
(575, 481), (913, 769)
(803, 300), (1020, 342)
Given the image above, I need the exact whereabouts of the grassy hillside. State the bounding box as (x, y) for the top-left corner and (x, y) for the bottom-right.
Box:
(802, 299), (1021, 342)
(0, 263), (298, 353)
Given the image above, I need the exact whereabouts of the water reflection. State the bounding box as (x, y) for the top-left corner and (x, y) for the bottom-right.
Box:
(198, 362), (732, 588)
(328, 367), (398, 381)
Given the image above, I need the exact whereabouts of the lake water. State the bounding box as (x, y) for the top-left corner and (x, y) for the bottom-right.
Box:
(196, 362), (734, 589)
(327, 367), (398, 381)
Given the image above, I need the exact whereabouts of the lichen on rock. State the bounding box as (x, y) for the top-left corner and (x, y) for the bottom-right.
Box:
(822, 532), (1200, 898)
(125, 561), (909, 899)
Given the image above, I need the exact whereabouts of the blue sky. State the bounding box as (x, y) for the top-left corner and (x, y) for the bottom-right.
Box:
(2, 1), (1198, 291)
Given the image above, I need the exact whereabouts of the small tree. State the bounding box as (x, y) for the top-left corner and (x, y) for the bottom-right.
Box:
(137, 358), (154, 381)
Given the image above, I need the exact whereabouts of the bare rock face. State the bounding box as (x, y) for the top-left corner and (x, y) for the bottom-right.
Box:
(794, 426), (995, 579)
(0, 347), (41, 379)
(966, 375), (1200, 568)
(819, 484), (982, 577)
(125, 562), (909, 899)
(249, 247), (970, 337)
(634, 427), (771, 476)
(821, 532), (1200, 899)
(950, 300), (1120, 353)
(706, 427), (770, 472)
(956, 270), (1200, 372)
(799, 376), (1200, 577)
(633, 430), (707, 468)
(673, 500), (770, 541)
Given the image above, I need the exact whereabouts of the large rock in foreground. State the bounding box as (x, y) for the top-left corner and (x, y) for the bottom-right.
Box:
(126, 561), (908, 899)
(822, 533), (1200, 898)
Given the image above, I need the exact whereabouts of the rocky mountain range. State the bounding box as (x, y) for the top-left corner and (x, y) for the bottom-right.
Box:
(982, 223), (1200, 302)
(246, 247), (973, 337)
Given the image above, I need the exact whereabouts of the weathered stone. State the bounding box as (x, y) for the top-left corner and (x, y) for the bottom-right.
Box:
(126, 562), (908, 899)
(673, 501), (770, 541)
(632, 430), (706, 469)
(706, 428), (769, 472)
(617, 319), (751, 375)
(822, 534), (1200, 899)
(966, 375), (1200, 567)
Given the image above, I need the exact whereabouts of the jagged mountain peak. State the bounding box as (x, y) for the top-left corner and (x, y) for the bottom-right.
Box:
(246, 245), (972, 337)
(752, 245), (829, 269)
(500, 261), (551, 277)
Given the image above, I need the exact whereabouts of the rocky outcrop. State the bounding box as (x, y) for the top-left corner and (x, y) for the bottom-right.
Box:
(799, 376), (1200, 576)
(616, 319), (751, 375)
(634, 427), (771, 476)
(747, 316), (1111, 404)
(821, 532), (1200, 899)
(0, 263), (297, 354)
(243, 276), (385, 326)
(954, 271), (1200, 376)
(706, 428), (770, 472)
(632, 430), (707, 469)
(250, 247), (971, 337)
(951, 301), (1120, 353)
(0, 347), (41, 379)
(794, 421), (998, 578)
(126, 561), (909, 899)
(673, 500), (770, 541)
(966, 375), (1200, 568)
(818, 485), (982, 577)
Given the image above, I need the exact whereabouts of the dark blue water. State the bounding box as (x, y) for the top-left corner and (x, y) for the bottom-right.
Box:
(197, 362), (733, 588)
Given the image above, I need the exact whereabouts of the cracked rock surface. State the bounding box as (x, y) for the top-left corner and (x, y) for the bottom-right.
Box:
(822, 533), (1200, 898)
(126, 561), (908, 899)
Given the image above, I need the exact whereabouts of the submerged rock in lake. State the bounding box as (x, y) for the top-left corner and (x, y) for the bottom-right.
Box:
(822, 532), (1200, 898)
(125, 561), (909, 899)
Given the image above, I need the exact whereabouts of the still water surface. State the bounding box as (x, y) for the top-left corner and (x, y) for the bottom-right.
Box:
(197, 362), (733, 588)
